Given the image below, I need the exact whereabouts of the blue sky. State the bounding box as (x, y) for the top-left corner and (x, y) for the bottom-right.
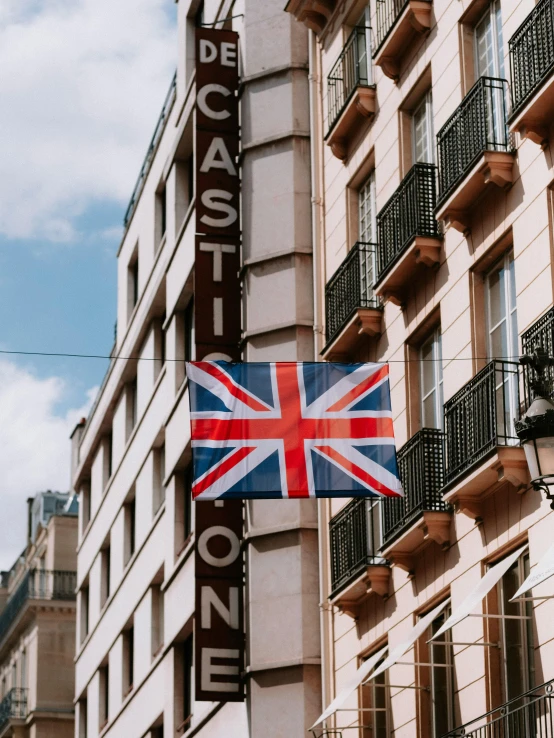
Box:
(0, 0), (177, 568)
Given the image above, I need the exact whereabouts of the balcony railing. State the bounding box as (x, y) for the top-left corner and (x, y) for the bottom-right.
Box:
(441, 680), (554, 738)
(522, 307), (554, 407)
(443, 360), (520, 488)
(0, 688), (28, 732)
(382, 428), (446, 546)
(325, 242), (380, 345)
(376, 163), (440, 281)
(374, 0), (409, 52)
(437, 76), (512, 205)
(327, 26), (373, 134)
(124, 71), (177, 229)
(0, 570), (76, 643)
(330, 498), (384, 597)
(509, 0), (554, 117)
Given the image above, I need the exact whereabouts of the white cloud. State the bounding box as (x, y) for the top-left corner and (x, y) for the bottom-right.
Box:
(0, 358), (96, 569)
(0, 0), (176, 241)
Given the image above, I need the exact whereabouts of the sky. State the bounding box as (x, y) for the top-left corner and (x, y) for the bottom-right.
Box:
(0, 0), (177, 569)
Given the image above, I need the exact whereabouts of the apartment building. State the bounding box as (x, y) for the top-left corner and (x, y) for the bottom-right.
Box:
(71, 1), (320, 737)
(285, 0), (554, 734)
(0, 491), (78, 738)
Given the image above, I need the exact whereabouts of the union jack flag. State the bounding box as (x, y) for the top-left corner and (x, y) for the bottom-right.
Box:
(186, 361), (403, 500)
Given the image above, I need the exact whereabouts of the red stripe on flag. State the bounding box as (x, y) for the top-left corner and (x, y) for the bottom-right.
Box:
(314, 444), (402, 497)
(192, 445), (257, 498)
(326, 365), (389, 412)
(195, 362), (270, 412)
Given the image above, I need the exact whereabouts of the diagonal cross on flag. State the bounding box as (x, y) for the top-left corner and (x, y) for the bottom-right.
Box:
(187, 361), (403, 500)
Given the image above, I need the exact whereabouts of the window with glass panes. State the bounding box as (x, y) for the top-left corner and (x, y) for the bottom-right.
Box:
(475, 1), (507, 148)
(360, 653), (389, 738)
(428, 606), (455, 737)
(366, 499), (383, 558)
(420, 327), (443, 429)
(412, 91), (434, 164)
(356, 7), (372, 86)
(486, 250), (518, 440)
(358, 172), (377, 305)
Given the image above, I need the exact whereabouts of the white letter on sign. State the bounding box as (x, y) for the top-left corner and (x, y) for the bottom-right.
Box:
(200, 190), (238, 228)
(198, 525), (241, 567)
(197, 84), (232, 120)
(201, 648), (240, 692)
(199, 137), (237, 176)
(221, 42), (237, 67)
(201, 586), (239, 629)
(199, 39), (218, 63)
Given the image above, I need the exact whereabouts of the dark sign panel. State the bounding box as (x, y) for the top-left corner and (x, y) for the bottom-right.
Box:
(194, 27), (244, 703)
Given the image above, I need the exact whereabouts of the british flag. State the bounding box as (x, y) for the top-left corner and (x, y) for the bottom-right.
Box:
(186, 361), (403, 500)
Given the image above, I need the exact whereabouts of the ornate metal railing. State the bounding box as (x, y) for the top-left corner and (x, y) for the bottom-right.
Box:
(330, 498), (385, 597)
(509, 0), (554, 118)
(0, 570), (76, 643)
(441, 680), (554, 738)
(327, 26), (373, 133)
(437, 76), (512, 204)
(0, 688), (28, 732)
(522, 307), (554, 407)
(443, 361), (520, 487)
(374, 0), (414, 53)
(325, 242), (380, 345)
(382, 428), (447, 546)
(376, 163), (440, 281)
(124, 71), (177, 228)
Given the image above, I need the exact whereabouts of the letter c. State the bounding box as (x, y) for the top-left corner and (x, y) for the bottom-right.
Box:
(198, 84), (232, 120)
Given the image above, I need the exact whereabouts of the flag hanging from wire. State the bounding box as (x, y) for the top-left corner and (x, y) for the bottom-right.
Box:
(186, 361), (403, 500)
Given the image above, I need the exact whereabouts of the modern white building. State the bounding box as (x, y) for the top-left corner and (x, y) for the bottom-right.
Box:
(71, 1), (321, 737)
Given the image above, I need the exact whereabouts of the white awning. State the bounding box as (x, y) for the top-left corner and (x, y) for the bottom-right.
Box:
(511, 542), (554, 600)
(430, 544), (528, 641)
(310, 645), (388, 730)
(361, 598), (451, 685)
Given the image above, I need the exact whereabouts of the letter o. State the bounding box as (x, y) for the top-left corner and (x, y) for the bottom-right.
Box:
(197, 84), (231, 120)
(198, 526), (240, 567)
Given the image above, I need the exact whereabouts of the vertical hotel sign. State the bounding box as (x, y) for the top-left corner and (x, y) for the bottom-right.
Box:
(194, 28), (244, 702)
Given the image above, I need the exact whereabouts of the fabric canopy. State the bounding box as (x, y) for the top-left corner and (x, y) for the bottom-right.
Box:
(511, 542), (554, 600)
(361, 598), (451, 685)
(430, 544), (528, 641)
(310, 645), (388, 730)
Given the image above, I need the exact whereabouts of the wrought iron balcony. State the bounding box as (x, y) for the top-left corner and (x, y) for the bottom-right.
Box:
(0, 688), (28, 733)
(0, 569), (76, 644)
(375, 163), (441, 301)
(326, 27), (375, 159)
(124, 71), (177, 229)
(436, 77), (514, 231)
(441, 680), (554, 738)
(323, 242), (381, 358)
(373, 0), (432, 80)
(521, 307), (554, 408)
(509, 0), (554, 144)
(443, 361), (520, 489)
(382, 428), (447, 548)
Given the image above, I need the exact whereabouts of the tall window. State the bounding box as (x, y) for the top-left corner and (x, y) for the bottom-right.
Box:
(356, 6), (372, 85)
(428, 607), (455, 737)
(498, 553), (535, 703)
(100, 542), (111, 608)
(420, 328), (443, 429)
(412, 91), (434, 164)
(99, 664), (109, 728)
(358, 172), (377, 306)
(122, 625), (134, 696)
(361, 653), (389, 738)
(124, 495), (136, 566)
(475, 0), (504, 79)
(366, 499), (382, 558)
(127, 252), (139, 322)
(486, 251), (518, 439)
(153, 444), (166, 516)
(175, 637), (193, 733)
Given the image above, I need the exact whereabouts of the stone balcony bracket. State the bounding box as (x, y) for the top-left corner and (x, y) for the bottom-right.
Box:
(373, 0), (432, 82)
(321, 307), (382, 361)
(331, 564), (391, 619)
(327, 87), (376, 161)
(437, 151), (515, 234)
(509, 72), (554, 148)
(382, 510), (452, 577)
(443, 446), (529, 519)
(374, 236), (442, 305)
(285, 0), (336, 34)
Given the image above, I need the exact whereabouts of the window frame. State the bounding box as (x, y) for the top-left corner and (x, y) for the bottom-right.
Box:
(412, 89), (435, 165)
(419, 326), (444, 430)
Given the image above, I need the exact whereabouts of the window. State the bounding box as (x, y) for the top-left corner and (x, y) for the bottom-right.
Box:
(475, 0), (504, 79)
(498, 553), (535, 704)
(185, 298), (194, 362)
(156, 185), (167, 246)
(366, 499), (382, 557)
(80, 585), (89, 644)
(176, 637), (193, 732)
(78, 697), (88, 738)
(124, 496), (136, 566)
(99, 664), (109, 728)
(152, 585), (164, 658)
(175, 465), (193, 558)
(356, 6), (372, 85)
(106, 433), (113, 486)
(428, 607), (455, 737)
(153, 444), (166, 516)
(420, 327), (443, 429)
(486, 250), (518, 439)
(126, 379), (138, 441)
(358, 171), (377, 307)
(20, 650), (26, 690)
(412, 90), (434, 164)
(360, 653), (389, 737)
(195, 1), (204, 27)
(81, 483), (91, 534)
(100, 542), (111, 608)
(122, 625), (134, 696)
(127, 252), (139, 321)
